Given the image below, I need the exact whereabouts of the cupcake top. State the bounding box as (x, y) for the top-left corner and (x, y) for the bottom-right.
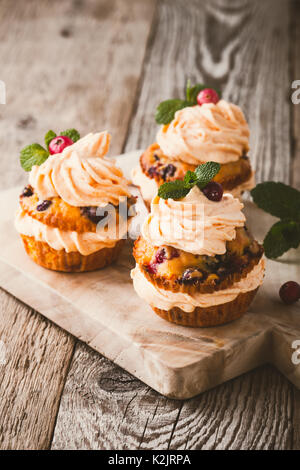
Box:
(156, 100), (250, 165)
(142, 186), (245, 257)
(29, 131), (131, 207)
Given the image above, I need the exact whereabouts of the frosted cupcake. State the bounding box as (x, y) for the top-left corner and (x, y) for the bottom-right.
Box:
(132, 84), (254, 207)
(131, 163), (264, 327)
(15, 130), (133, 272)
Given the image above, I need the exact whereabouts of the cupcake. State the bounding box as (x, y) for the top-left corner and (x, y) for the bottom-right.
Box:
(131, 163), (264, 327)
(132, 84), (254, 207)
(15, 130), (134, 272)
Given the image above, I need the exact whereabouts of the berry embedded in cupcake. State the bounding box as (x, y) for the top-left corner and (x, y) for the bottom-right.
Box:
(131, 82), (255, 207)
(131, 163), (264, 327)
(15, 129), (134, 272)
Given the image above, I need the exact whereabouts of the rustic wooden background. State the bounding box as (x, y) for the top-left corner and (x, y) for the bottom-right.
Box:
(0, 0), (299, 450)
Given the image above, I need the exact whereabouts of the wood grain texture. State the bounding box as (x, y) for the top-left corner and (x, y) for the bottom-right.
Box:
(52, 344), (294, 450)
(0, 290), (75, 449)
(125, 0), (291, 185)
(291, 0), (300, 451)
(52, 0), (298, 450)
(291, 0), (300, 189)
(0, 0), (156, 450)
(0, 0), (156, 190)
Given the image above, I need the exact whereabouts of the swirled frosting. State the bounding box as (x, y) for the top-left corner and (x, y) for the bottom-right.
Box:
(29, 131), (131, 207)
(142, 186), (245, 256)
(156, 100), (250, 164)
(15, 209), (126, 255)
(131, 258), (265, 312)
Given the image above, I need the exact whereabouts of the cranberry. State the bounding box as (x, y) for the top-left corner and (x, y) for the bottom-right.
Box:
(202, 181), (223, 201)
(160, 164), (176, 181)
(21, 185), (33, 197)
(80, 206), (109, 224)
(36, 200), (52, 211)
(49, 135), (73, 155)
(155, 248), (166, 264)
(197, 88), (219, 106)
(279, 281), (300, 305)
(148, 166), (159, 178)
(146, 263), (157, 274)
(181, 268), (203, 284)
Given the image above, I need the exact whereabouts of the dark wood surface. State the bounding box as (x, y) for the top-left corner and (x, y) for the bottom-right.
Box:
(0, 0), (299, 450)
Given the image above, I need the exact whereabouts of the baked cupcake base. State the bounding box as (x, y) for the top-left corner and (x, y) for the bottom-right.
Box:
(21, 235), (124, 272)
(152, 288), (258, 327)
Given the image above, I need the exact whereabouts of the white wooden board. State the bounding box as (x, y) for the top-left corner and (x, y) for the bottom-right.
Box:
(0, 151), (299, 399)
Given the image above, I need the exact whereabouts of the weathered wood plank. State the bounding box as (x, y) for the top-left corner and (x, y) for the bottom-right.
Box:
(52, 344), (294, 450)
(52, 0), (295, 450)
(125, 0), (291, 185)
(0, 0), (156, 449)
(0, 0), (156, 190)
(0, 290), (75, 450)
(291, 0), (300, 451)
(291, 0), (300, 189)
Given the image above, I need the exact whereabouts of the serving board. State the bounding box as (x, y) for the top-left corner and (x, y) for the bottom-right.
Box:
(0, 151), (299, 399)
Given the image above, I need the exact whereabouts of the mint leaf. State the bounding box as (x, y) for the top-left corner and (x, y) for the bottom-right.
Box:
(60, 128), (80, 142)
(155, 99), (191, 124)
(263, 220), (300, 258)
(186, 82), (206, 104)
(158, 180), (190, 200)
(45, 130), (56, 149)
(184, 170), (199, 188)
(195, 162), (221, 188)
(20, 144), (49, 172)
(251, 182), (300, 221)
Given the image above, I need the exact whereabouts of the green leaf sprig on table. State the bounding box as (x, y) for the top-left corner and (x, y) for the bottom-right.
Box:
(158, 161), (220, 200)
(20, 128), (80, 171)
(251, 182), (300, 259)
(155, 80), (221, 125)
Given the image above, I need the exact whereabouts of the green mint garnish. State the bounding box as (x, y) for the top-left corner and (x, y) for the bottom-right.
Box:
(20, 144), (49, 172)
(45, 130), (56, 150)
(155, 99), (191, 125)
(20, 128), (81, 172)
(186, 81), (206, 103)
(158, 180), (190, 200)
(155, 80), (221, 124)
(60, 128), (80, 142)
(263, 220), (300, 259)
(251, 182), (300, 259)
(195, 161), (221, 188)
(158, 161), (220, 200)
(251, 182), (300, 221)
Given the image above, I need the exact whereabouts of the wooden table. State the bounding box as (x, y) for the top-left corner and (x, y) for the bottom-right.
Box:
(0, 0), (299, 450)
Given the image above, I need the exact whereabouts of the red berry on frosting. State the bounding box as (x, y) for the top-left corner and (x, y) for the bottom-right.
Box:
(202, 181), (223, 202)
(197, 88), (219, 106)
(279, 281), (300, 305)
(49, 136), (73, 155)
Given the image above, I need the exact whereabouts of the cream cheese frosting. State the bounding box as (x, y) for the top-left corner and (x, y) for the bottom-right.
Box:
(142, 186), (245, 256)
(15, 210), (126, 256)
(29, 131), (131, 207)
(156, 100), (250, 165)
(131, 165), (158, 205)
(131, 258), (265, 312)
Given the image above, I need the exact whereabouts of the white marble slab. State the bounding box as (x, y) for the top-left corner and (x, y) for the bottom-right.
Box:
(0, 151), (299, 399)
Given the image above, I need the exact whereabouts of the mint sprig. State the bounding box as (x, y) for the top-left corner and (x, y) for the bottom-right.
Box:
(20, 144), (49, 172)
(20, 128), (81, 172)
(45, 130), (56, 150)
(155, 81), (221, 124)
(60, 128), (80, 142)
(251, 182), (300, 259)
(158, 161), (220, 200)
